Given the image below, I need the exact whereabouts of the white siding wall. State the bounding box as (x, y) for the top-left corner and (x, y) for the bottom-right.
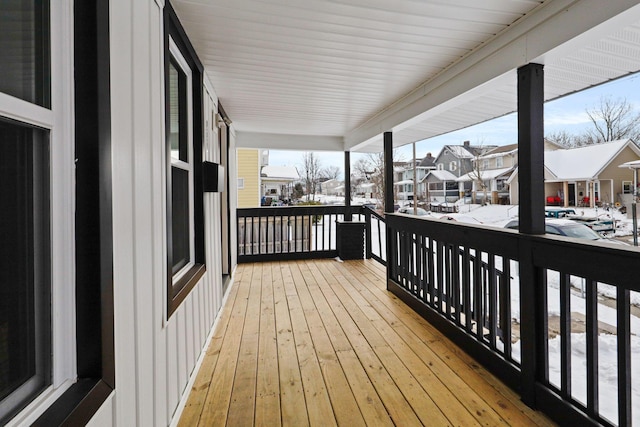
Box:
(88, 1), (228, 425)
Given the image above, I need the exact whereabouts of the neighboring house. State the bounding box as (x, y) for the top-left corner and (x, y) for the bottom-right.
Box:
(430, 141), (498, 201)
(260, 165), (300, 201)
(320, 178), (344, 196)
(545, 139), (640, 207)
(508, 139), (640, 207)
(421, 169), (459, 206)
(456, 143), (518, 204)
(396, 153), (437, 201)
(236, 148), (262, 207)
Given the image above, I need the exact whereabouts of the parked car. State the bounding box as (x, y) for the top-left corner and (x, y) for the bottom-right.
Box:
(544, 207), (576, 218)
(397, 206), (430, 216)
(504, 218), (623, 243)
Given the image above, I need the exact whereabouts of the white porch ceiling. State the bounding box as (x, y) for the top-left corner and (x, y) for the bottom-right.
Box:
(173, 0), (640, 152)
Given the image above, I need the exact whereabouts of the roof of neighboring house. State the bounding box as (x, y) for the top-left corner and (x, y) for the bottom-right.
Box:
(481, 144), (518, 159)
(420, 169), (458, 182)
(419, 153), (436, 168)
(456, 166), (515, 182)
(438, 144), (498, 161)
(261, 165), (299, 180)
(545, 139), (640, 180)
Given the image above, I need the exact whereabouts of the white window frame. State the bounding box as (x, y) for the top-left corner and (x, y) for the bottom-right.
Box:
(623, 180), (633, 194)
(168, 37), (195, 285)
(496, 156), (503, 168)
(2, 1), (77, 425)
(449, 161), (457, 171)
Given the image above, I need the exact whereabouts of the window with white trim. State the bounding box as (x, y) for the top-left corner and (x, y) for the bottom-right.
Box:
(168, 42), (194, 280)
(449, 161), (457, 171)
(238, 178), (245, 189)
(623, 181), (632, 194)
(0, 1), (76, 423)
(496, 156), (503, 168)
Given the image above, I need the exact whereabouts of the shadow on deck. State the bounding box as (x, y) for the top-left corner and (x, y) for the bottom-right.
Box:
(179, 259), (554, 426)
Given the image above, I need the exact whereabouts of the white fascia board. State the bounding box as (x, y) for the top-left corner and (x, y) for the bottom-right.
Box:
(344, 0), (640, 150)
(236, 131), (344, 151)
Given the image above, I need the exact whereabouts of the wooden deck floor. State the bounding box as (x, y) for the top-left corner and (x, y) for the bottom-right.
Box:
(179, 259), (554, 426)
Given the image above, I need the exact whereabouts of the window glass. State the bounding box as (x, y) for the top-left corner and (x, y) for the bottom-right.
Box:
(168, 59), (188, 162)
(0, 1), (50, 107)
(171, 167), (190, 275)
(0, 119), (50, 423)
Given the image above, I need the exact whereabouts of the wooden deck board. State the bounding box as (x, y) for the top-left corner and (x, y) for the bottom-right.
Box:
(180, 259), (555, 427)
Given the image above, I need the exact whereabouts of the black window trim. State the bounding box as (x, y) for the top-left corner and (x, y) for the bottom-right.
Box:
(165, 2), (206, 318)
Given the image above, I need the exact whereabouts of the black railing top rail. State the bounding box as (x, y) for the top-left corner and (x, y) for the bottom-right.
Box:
(238, 204), (365, 217)
(364, 205), (385, 221)
(386, 212), (640, 292)
(386, 213), (520, 259)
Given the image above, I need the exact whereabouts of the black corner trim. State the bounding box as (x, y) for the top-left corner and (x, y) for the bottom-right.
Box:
(32, 380), (112, 427)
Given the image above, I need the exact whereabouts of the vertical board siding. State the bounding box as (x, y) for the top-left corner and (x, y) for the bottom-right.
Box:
(102, 1), (226, 426)
(110, 0), (138, 424)
(132, 0), (155, 424)
(151, 2), (169, 425)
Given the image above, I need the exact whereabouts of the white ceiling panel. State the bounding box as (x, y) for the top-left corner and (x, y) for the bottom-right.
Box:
(173, 0), (640, 152)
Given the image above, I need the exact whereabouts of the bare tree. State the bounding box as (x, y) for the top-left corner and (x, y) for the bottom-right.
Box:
(584, 96), (640, 143)
(466, 145), (494, 205)
(546, 130), (580, 148)
(300, 152), (322, 201)
(353, 151), (404, 207)
(321, 165), (341, 180)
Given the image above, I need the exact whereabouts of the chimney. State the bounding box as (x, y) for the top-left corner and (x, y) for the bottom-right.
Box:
(463, 140), (470, 147)
(426, 152), (433, 159)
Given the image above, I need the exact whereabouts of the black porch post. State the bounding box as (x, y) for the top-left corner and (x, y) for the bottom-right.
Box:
(517, 62), (546, 408)
(384, 132), (394, 213)
(518, 63), (545, 235)
(344, 151), (352, 221)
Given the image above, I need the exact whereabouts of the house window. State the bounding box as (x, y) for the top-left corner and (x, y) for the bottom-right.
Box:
(437, 163), (444, 170)
(623, 181), (632, 194)
(496, 157), (503, 168)
(449, 161), (457, 171)
(482, 159), (490, 170)
(0, 120), (51, 424)
(0, 2), (57, 423)
(238, 178), (245, 189)
(165, 14), (206, 316)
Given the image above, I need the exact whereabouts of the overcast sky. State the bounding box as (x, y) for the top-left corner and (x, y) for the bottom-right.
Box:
(265, 72), (640, 178)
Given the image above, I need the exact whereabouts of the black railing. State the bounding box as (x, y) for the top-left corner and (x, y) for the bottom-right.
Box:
(386, 213), (639, 427)
(237, 205), (381, 263)
(363, 206), (386, 265)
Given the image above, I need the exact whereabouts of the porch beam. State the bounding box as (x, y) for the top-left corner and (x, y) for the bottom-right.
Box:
(236, 131), (343, 151)
(384, 132), (394, 214)
(344, 0), (640, 150)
